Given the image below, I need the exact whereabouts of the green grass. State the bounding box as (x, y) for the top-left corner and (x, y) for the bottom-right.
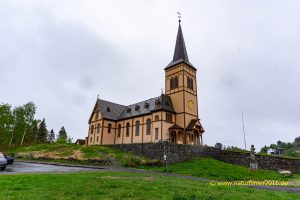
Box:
(0, 171), (298, 200)
(138, 157), (287, 181)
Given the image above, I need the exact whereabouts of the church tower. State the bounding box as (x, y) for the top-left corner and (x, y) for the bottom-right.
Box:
(165, 19), (203, 144)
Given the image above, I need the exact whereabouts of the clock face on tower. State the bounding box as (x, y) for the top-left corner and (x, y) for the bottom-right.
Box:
(188, 100), (194, 110)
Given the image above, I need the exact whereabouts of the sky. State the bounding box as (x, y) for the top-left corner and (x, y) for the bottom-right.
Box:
(1, 0), (300, 150)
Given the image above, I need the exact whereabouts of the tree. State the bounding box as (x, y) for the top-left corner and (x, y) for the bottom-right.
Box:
(260, 145), (269, 153)
(294, 136), (300, 144)
(48, 129), (55, 143)
(36, 119), (48, 143)
(56, 126), (68, 143)
(20, 102), (36, 145)
(0, 103), (14, 146)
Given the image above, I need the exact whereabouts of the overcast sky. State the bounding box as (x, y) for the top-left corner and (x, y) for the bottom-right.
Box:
(1, 0), (300, 150)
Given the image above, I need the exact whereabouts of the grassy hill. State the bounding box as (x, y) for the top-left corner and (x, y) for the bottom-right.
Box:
(3, 143), (293, 181)
(2, 143), (160, 167)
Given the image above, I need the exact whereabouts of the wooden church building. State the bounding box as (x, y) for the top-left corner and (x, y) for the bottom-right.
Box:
(86, 19), (204, 146)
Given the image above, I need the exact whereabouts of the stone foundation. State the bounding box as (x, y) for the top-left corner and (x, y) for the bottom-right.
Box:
(108, 143), (300, 172)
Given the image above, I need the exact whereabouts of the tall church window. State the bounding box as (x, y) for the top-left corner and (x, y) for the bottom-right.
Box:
(146, 118), (151, 135)
(155, 128), (159, 139)
(170, 76), (179, 90)
(108, 123), (112, 133)
(166, 113), (172, 123)
(96, 123), (100, 133)
(187, 77), (193, 90)
(91, 125), (94, 134)
(126, 122), (130, 137)
(174, 76), (178, 88)
(135, 121), (140, 136)
(117, 124), (121, 138)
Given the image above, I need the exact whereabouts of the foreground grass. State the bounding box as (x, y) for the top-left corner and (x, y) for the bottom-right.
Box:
(138, 157), (287, 181)
(3, 144), (158, 167)
(0, 171), (298, 200)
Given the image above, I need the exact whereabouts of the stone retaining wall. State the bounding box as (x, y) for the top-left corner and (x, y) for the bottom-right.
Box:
(108, 143), (300, 172)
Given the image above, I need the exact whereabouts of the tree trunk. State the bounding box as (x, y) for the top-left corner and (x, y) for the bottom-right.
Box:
(9, 131), (14, 147)
(20, 127), (27, 146)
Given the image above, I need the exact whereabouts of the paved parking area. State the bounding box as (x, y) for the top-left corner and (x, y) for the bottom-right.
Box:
(0, 161), (104, 174)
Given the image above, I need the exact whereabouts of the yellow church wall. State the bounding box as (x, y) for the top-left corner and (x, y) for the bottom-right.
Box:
(184, 92), (198, 117)
(101, 120), (116, 145)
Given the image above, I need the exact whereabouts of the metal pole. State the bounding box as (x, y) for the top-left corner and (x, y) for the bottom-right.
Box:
(242, 111), (247, 150)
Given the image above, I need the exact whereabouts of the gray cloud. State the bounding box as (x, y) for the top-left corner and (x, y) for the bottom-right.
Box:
(1, 0), (300, 150)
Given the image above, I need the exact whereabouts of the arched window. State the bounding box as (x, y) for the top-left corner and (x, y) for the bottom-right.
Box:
(170, 76), (179, 90)
(108, 123), (112, 133)
(174, 76), (178, 88)
(187, 77), (193, 90)
(155, 115), (159, 121)
(170, 77), (174, 90)
(96, 123), (100, 133)
(146, 118), (151, 135)
(91, 125), (94, 134)
(126, 122), (130, 137)
(135, 121), (140, 136)
(117, 124), (121, 138)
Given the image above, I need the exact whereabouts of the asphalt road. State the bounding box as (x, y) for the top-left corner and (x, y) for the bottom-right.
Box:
(0, 161), (104, 174)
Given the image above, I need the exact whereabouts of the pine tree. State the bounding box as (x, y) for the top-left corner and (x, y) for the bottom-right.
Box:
(56, 126), (68, 143)
(48, 129), (55, 143)
(37, 119), (48, 143)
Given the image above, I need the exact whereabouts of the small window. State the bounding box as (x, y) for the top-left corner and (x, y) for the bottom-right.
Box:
(117, 124), (121, 138)
(95, 111), (99, 119)
(96, 136), (99, 142)
(91, 125), (94, 134)
(127, 107), (131, 113)
(174, 76), (178, 88)
(96, 123), (100, 133)
(144, 102), (149, 108)
(135, 105), (140, 111)
(170, 77), (178, 90)
(108, 123), (112, 133)
(155, 99), (161, 107)
(155, 115), (159, 121)
(170, 78), (174, 90)
(187, 77), (193, 90)
(146, 118), (151, 135)
(126, 122), (130, 137)
(166, 114), (172, 123)
(135, 120), (140, 136)
(90, 137), (92, 142)
(107, 107), (111, 112)
(155, 128), (159, 139)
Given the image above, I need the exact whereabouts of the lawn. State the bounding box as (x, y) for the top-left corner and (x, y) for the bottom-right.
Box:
(0, 171), (298, 200)
(138, 157), (287, 181)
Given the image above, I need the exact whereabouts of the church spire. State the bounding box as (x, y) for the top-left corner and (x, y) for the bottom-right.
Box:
(165, 16), (196, 70)
(172, 19), (189, 62)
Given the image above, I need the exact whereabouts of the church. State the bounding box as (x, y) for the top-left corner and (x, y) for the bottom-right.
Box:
(86, 19), (204, 146)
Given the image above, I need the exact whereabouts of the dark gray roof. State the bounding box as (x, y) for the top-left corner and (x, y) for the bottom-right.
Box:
(93, 94), (175, 121)
(97, 99), (126, 121)
(165, 21), (196, 71)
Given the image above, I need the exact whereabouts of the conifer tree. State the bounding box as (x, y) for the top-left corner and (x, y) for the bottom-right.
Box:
(37, 119), (48, 143)
(48, 129), (55, 143)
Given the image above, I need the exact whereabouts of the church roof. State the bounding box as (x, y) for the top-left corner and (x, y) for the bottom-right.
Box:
(94, 94), (175, 121)
(165, 20), (196, 70)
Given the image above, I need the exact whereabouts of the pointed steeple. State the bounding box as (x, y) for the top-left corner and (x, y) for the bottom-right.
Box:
(165, 18), (196, 70)
(173, 21), (189, 62)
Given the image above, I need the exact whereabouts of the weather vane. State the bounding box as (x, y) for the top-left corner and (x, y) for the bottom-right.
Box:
(177, 12), (182, 22)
